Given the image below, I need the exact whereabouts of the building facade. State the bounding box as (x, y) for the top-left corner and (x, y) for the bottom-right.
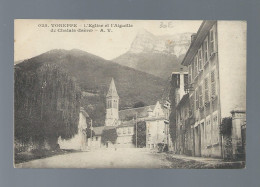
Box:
(175, 94), (193, 156)
(180, 21), (246, 159)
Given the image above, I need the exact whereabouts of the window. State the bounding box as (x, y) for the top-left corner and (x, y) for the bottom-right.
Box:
(123, 128), (126, 134)
(212, 114), (219, 143)
(148, 134), (151, 141)
(96, 137), (98, 141)
(188, 65), (192, 83)
(192, 62), (195, 80)
(199, 85), (203, 108)
(194, 56), (198, 77)
(113, 100), (117, 108)
(211, 70), (216, 97)
(184, 74), (189, 87)
(195, 89), (199, 110)
(203, 37), (209, 63)
(198, 48), (202, 71)
(206, 118), (211, 144)
(107, 100), (112, 108)
(204, 77), (209, 103)
(209, 27), (216, 55)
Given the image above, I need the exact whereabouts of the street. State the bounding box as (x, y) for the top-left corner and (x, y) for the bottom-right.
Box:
(15, 148), (172, 168)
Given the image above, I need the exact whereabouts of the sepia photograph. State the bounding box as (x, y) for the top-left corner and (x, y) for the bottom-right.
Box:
(14, 20), (246, 169)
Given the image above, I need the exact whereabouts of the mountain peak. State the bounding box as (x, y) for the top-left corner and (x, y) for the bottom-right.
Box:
(128, 31), (191, 57)
(113, 32), (191, 79)
(136, 29), (154, 37)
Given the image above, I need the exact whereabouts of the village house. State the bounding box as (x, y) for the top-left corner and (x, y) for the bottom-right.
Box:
(180, 20), (246, 159)
(88, 78), (168, 149)
(167, 71), (189, 152)
(175, 93), (193, 156)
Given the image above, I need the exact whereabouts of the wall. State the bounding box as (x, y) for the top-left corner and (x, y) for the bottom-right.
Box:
(217, 21), (247, 118)
(146, 120), (165, 148)
(58, 112), (87, 150)
(116, 126), (135, 148)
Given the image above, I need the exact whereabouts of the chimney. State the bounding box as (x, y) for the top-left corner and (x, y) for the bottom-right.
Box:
(191, 33), (197, 43)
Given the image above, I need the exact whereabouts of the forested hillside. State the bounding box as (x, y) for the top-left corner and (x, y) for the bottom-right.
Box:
(15, 49), (167, 127)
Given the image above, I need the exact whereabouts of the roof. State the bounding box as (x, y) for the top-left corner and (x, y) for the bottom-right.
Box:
(106, 78), (119, 98)
(119, 105), (156, 121)
(181, 21), (217, 66)
(117, 120), (135, 128)
(92, 126), (116, 136)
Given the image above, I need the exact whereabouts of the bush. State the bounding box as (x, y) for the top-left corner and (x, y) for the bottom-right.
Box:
(220, 117), (232, 136)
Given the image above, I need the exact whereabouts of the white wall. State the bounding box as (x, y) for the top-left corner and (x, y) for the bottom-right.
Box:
(217, 21), (247, 118)
(58, 112), (87, 150)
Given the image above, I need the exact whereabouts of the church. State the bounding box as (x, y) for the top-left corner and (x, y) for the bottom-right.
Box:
(88, 78), (168, 149)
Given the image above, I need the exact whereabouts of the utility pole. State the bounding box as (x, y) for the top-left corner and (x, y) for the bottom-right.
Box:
(135, 113), (137, 148)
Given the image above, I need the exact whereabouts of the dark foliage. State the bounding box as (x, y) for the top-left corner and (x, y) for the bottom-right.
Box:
(133, 101), (146, 108)
(133, 121), (146, 148)
(14, 63), (81, 150)
(220, 117), (232, 136)
(101, 128), (118, 144)
(157, 143), (168, 152)
(169, 77), (177, 143)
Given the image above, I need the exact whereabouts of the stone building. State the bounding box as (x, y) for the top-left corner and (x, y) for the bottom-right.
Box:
(180, 20), (246, 159)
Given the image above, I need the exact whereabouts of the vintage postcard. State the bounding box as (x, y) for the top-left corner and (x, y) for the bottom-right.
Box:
(14, 20), (246, 168)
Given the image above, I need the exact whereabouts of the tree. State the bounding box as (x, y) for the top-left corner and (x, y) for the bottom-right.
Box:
(133, 101), (146, 108)
(14, 63), (81, 150)
(101, 128), (118, 144)
(169, 75), (177, 143)
(132, 121), (146, 148)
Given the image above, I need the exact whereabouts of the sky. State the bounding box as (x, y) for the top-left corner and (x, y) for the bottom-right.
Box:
(14, 20), (202, 62)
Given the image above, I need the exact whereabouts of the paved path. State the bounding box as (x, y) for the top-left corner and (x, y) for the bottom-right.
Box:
(15, 148), (172, 168)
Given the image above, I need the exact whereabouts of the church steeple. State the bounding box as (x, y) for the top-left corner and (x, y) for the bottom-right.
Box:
(106, 78), (119, 98)
(105, 78), (119, 126)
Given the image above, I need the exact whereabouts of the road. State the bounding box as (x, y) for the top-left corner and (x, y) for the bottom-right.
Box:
(15, 148), (172, 168)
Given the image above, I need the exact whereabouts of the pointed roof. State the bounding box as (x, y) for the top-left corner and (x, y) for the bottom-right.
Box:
(106, 78), (119, 98)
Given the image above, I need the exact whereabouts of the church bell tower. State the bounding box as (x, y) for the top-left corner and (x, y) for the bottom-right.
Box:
(105, 78), (119, 126)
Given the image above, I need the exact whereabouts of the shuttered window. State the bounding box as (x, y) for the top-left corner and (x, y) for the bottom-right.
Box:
(211, 70), (216, 97)
(194, 56), (198, 77)
(212, 115), (219, 143)
(195, 89), (199, 110)
(203, 37), (209, 63)
(198, 48), (202, 70)
(204, 77), (209, 103)
(209, 26), (216, 55)
(199, 85), (203, 107)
